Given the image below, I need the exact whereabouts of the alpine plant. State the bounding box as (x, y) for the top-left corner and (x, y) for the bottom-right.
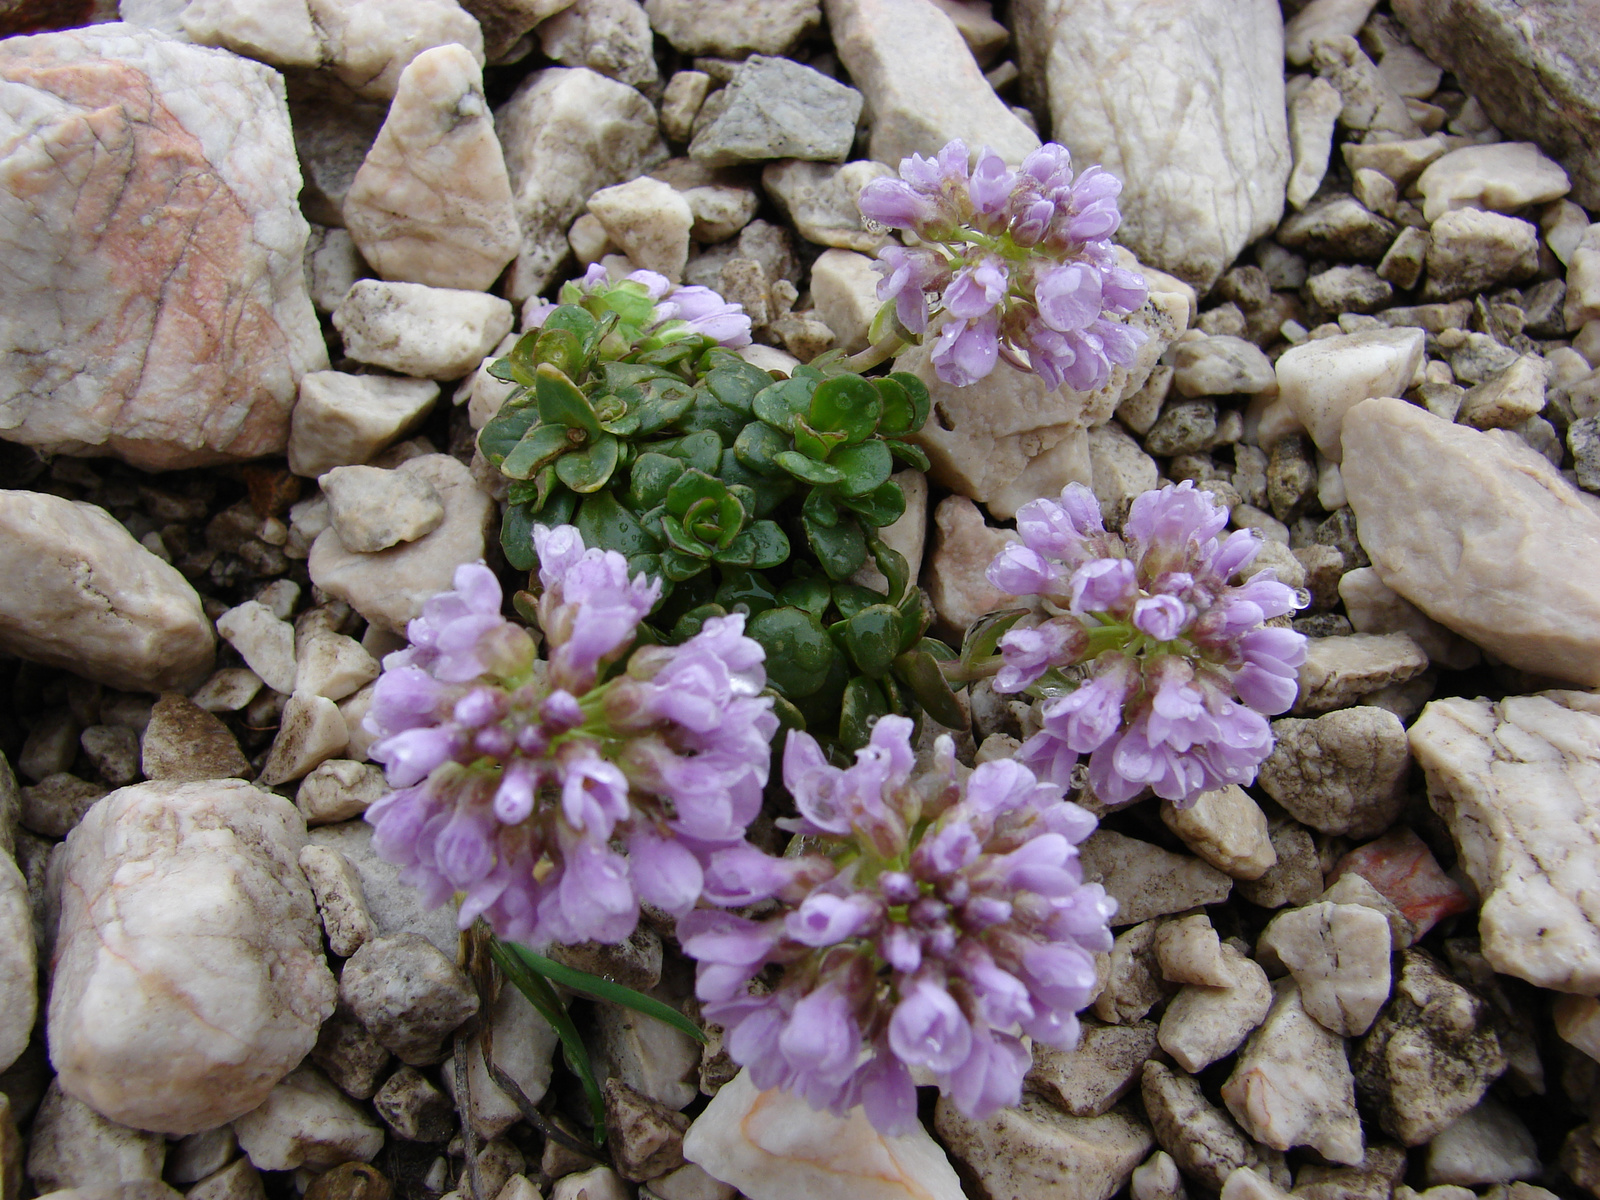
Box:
(362, 525), (777, 948)
(986, 480), (1308, 807)
(677, 716), (1115, 1136)
(858, 139), (1149, 391)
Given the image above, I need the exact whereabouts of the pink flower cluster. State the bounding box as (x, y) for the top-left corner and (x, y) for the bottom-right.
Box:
(363, 526), (776, 948)
(526, 263), (752, 347)
(859, 139), (1149, 391)
(986, 482), (1308, 807)
(679, 717), (1115, 1135)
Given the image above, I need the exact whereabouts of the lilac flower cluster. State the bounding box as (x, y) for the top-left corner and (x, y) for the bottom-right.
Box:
(986, 481), (1308, 807)
(859, 139), (1149, 391)
(363, 525), (777, 948)
(526, 263), (753, 348)
(679, 717), (1115, 1136)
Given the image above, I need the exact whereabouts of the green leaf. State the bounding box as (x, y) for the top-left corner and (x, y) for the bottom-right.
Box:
(802, 487), (840, 529)
(810, 374), (882, 444)
(895, 647), (968, 729)
(665, 468), (726, 518)
(501, 422), (579, 481)
(689, 492), (746, 551)
(628, 453), (685, 511)
(898, 594), (934, 650)
(489, 939), (606, 1146)
(671, 602), (727, 642)
(831, 583), (883, 619)
(715, 570), (780, 616)
(874, 376), (916, 436)
(866, 535), (910, 604)
(543, 304), (599, 342)
(792, 417), (845, 463)
(477, 394), (539, 466)
(500, 330), (545, 386)
(841, 478), (908, 528)
(636, 339), (705, 367)
(789, 651), (850, 733)
(680, 389), (749, 443)
(672, 430), (724, 475)
(766, 688), (807, 734)
(533, 326), (585, 377)
(500, 503), (536, 572)
(747, 606), (839, 699)
(743, 520), (789, 569)
(830, 440), (893, 497)
(887, 440), (932, 472)
(576, 491), (657, 558)
(839, 675), (890, 750)
(962, 608), (1031, 664)
(888, 372), (931, 432)
(775, 451), (845, 487)
(663, 546), (711, 581)
(661, 514), (713, 558)
(777, 575), (832, 617)
(704, 360), (774, 415)
(554, 433), (619, 493)
(752, 375), (815, 432)
(845, 604), (905, 678)
(733, 421), (791, 477)
(540, 486), (578, 529)
(536, 363), (603, 437)
(804, 513), (868, 580)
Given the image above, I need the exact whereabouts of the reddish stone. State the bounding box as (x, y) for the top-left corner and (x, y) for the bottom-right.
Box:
(1329, 827), (1471, 936)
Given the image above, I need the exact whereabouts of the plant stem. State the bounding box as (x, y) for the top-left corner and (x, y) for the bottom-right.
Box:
(844, 330), (910, 373)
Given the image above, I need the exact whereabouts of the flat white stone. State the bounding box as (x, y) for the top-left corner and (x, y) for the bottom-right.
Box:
(321, 464), (447, 553)
(1257, 901), (1392, 1035)
(1295, 632), (1431, 714)
(587, 176), (694, 281)
(1425, 1097), (1540, 1187)
(825, 0), (1039, 167)
(24, 1080), (166, 1192)
(925, 496), (1023, 636)
(333, 281), (515, 380)
(1172, 335), (1275, 397)
(0, 491), (214, 693)
(936, 1093), (1153, 1200)
(0, 856), (33, 1074)
(294, 631), (380, 702)
(1285, 0), (1378, 66)
(216, 601), (298, 695)
(309, 454), (495, 633)
(48, 780), (336, 1135)
(295, 759), (387, 825)
(1342, 396), (1600, 685)
(447, 983), (559, 1139)
(1286, 78), (1343, 210)
(762, 160), (893, 254)
(1274, 327), (1425, 462)
(497, 67), (667, 299)
(810, 248), (884, 355)
(258, 694), (348, 786)
(1160, 785), (1276, 880)
(233, 1064), (384, 1171)
(0, 26), (327, 469)
(1222, 981), (1364, 1166)
(297, 843), (374, 957)
(1079, 830), (1232, 925)
(1011, 0), (1288, 290)
(1416, 142), (1571, 224)
(1157, 943), (1272, 1072)
(682, 1069), (965, 1200)
(344, 44), (521, 292)
(1338, 567), (1480, 671)
(307, 819), (460, 954)
(1410, 691), (1600, 992)
(190, 667), (264, 713)
(644, 0), (820, 55)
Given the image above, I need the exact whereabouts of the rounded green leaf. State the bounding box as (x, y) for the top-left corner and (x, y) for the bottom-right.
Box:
(839, 675), (890, 750)
(674, 430), (724, 474)
(477, 394), (539, 466)
(500, 503), (537, 572)
(777, 574), (832, 616)
(554, 433), (619, 493)
(534, 326), (585, 377)
(715, 570), (780, 616)
(502, 423), (580, 481)
(731, 424), (789, 478)
(743, 520), (790, 569)
(803, 513), (868, 580)
(665, 467), (726, 517)
(704, 361), (774, 415)
(844, 604), (905, 679)
(752, 376), (816, 432)
(874, 376), (916, 436)
(628, 453), (683, 511)
(830, 440), (893, 497)
(576, 491), (657, 558)
(841, 478), (907, 527)
(748, 606), (839, 699)
(775, 451), (844, 487)
(894, 648), (968, 730)
(810, 374), (882, 444)
(535, 363), (603, 437)
(887, 440), (932, 472)
(887, 372), (931, 432)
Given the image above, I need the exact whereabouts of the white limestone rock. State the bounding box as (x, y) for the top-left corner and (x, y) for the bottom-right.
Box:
(310, 454), (494, 632)
(762, 160), (894, 254)
(307, 819), (460, 954)
(683, 1069), (965, 1200)
(332, 281), (514, 380)
(296, 759), (387, 826)
(1274, 327), (1425, 463)
(825, 0), (1039, 167)
(343, 44), (520, 292)
(257, 694), (349, 786)
(446, 984), (559, 1139)
(1026, 1020), (1158, 1118)
(293, 631), (379, 703)
(1410, 691), (1600, 992)
(0, 491), (215, 693)
(297, 843), (374, 958)
(48, 780), (336, 1135)
(1079, 830), (1232, 925)
(1158, 785), (1276, 881)
(1425, 1097), (1540, 1187)
(215, 601), (298, 696)
(1342, 396), (1600, 686)
(810, 248), (888, 355)
(1286, 78), (1343, 211)
(304, 225), (369, 314)
(597, 1004), (701, 1111)
(320, 464), (447, 554)
(1221, 981), (1365, 1165)
(1338, 567), (1480, 671)
(925, 495), (1024, 636)
(1285, 0), (1379, 66)
(1415, 142), (1571, 224)
(24, 1081), (165, 1193)
(1295, 632), (1430, 714)
(496, 67), (667, 299)
(1011, 0), (1289, 290)
(644, 0), (820, 55)
(538, 0), (657, 90)
(587, 176), (694, 281)
(1422, 209), (1540, 302)
(1172, 335), (1275, 397)
(1157, 942), (1272, 1073)
(0, 26), (327, 470)
(1257, 902), (1392, 1036)
(936, 1093), (1153, 1200)
(0, 855), (33, 1075)
(232, 1065), (384, 1172)
(288, 372), (439, 479)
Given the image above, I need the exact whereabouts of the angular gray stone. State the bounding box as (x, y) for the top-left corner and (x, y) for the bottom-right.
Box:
(644, 0), (820, 56)
(826, 0), (1038, 167)
(1392, 0), (1600, 207)
(936, 1093), (1152, 1200)
(1141, 1060), (1257, 1192)
(0, 491), (215, 693)
(1258, 707), (1410, 838)
(320, 464), (446, 553)
(0, 26), (327, 470)
(287, 371), (439, 480)
(1012, 0), (1288, 290)
(1422, 209), (1539, 302)
(689, 55), (862, 168)
(538, 0), (658, 90)
(1257, 902), (1392, 1036)
(1079, 830), (1232, 925)
(1342, 396), (1600, 687)
(1026, 1020), (1158, 1118)
(339, 932), (480, 1065)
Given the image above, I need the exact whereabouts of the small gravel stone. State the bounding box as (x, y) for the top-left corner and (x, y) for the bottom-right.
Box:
(77, 725), (140, 786)
(1306, 265), (1394, 314)
(1158, 941), (1273, 1073)
(1279, 195), (1398, 262)
(1422, 209), (1539, 302)
(688, 56), (862, 167)
(1424, 1097), (1540, 1187)
(339, 933), (480, 1065)
(1141, 1060), (1258, 1192)
(297, 760), (388, 826)
(232, 1065), (384, 1172)
(258, 694), (348, 786)
(1093, 920), (1172, 1026)
(140, 694), (250, 783)
(298, 844), (375, 958)
(25, 1081), (166, 1193)
(1159, 785), (1276, 880)
(1145, 399), (1219, 457)
(1258, 707), (1410, 838)
(1257, 902), (1393, 1036)
(288, 372), (440, 480)
(1236, 818), (1324, 910)
(332, 281), (515, 380)
(373, 1065), (455, 1142)
(605, 1077), (690, 1182)
(1458, 355), (1548, 430)
(1172, 336), (1276, 396)
(1294, 633), (1430, 713)
(1026, 1020), (1158, 1118)
(1079, 831), (1232, 925)
(215, 601), (298, 696)
(320, 465), (446, 554)
(587, 176), (694, 280)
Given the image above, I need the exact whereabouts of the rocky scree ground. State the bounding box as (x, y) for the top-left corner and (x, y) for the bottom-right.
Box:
(2, 0), (1600, 1198)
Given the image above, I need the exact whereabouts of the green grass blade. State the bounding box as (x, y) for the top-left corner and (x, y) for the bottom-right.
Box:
(488, 938), (606, 1146)
(503, 942), (708, 1045)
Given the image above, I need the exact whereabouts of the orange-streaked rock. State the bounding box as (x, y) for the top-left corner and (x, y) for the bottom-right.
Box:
(0, 26), (327, 470)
